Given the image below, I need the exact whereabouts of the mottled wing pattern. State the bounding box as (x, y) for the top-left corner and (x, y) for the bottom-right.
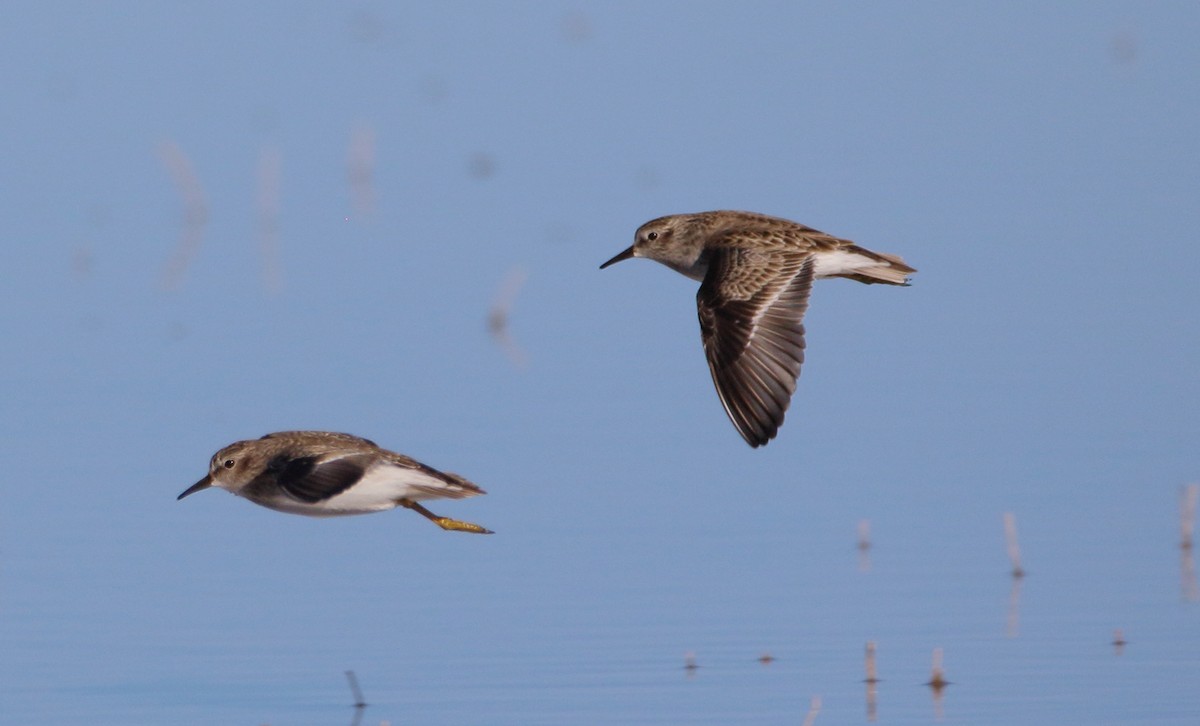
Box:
(269, 453), (374, 503)
(260, 430), (379, 449)
(697, 247), (815, 447)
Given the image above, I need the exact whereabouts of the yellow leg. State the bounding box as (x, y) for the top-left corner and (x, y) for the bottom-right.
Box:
(398, 498), (493, 535)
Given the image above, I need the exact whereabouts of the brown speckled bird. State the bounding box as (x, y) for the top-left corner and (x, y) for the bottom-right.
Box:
(178, 431), (492, 534)
(601, 210), (916, 447)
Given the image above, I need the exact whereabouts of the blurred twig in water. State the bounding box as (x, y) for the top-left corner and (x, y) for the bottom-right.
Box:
(926, 647), (948, 721)
(157, 140), (208, 290)
(1004, 511), (1025, 579)
(488, 267), (529, 367)
(683, 651), (699, 678)
(857, 519), (872, 572)
(72, 245), (93, 281)
(801, 695), (821, 726)
(863, 641), (879, 722)
(345, 670), (367, 726)
(345, 669), (367, 707)
(1182, 484), (1199, 601)
(863, 641), (879, 684)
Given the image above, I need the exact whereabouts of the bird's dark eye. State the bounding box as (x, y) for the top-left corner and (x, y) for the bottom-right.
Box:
(647, 231), (658, 241)
(223, 459), (235, 469)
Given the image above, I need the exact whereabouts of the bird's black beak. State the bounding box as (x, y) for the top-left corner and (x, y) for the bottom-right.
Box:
(600, 246), (636, 269)
(178, 474), (213, 501)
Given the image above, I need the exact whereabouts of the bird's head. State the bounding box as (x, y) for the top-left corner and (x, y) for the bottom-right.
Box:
(600, 215), (707, 279)
(178, 440), (258, 500)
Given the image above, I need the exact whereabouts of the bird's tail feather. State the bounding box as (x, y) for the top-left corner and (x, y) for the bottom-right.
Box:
(837, 246), (916, 285)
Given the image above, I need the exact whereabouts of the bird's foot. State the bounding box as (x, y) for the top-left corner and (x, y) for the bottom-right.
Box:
(398, 498), (494, 535)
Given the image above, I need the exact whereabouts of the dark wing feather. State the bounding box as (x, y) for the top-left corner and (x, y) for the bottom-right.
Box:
(697, 249), (814, 447)
(267, 453), (373, 503)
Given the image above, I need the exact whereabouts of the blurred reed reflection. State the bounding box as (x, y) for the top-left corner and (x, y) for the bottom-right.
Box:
(863, 641), (879, 722)
(1181, 485), (1199, 602)
(1006, 570), (1024, 638)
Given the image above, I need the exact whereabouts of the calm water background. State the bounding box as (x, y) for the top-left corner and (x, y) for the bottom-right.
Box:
(2, 2), (1198, 724)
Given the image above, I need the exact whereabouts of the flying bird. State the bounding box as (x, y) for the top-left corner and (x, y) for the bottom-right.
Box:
(601, 210), (915, 447)
(178, 431), (492, 534)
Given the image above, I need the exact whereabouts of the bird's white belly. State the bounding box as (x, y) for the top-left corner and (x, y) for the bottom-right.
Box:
(812, 249), (879, 278)
(269, 466), (453, 516)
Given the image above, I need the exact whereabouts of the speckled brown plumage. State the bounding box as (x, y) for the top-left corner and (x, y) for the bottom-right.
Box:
(601, 210), (916, 447)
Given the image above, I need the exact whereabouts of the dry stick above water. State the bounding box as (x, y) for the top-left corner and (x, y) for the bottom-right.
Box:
(926, 647), (948, 721)
(1004, 511), (1025, 578)
(1181, 484), (1199, 550)
(864, 641), (879, 684)
(926, 647), (948, 689)
(345, 670), (367, 708)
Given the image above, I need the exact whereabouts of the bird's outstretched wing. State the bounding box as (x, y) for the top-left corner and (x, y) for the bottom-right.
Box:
(697, 248), (814, 447)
